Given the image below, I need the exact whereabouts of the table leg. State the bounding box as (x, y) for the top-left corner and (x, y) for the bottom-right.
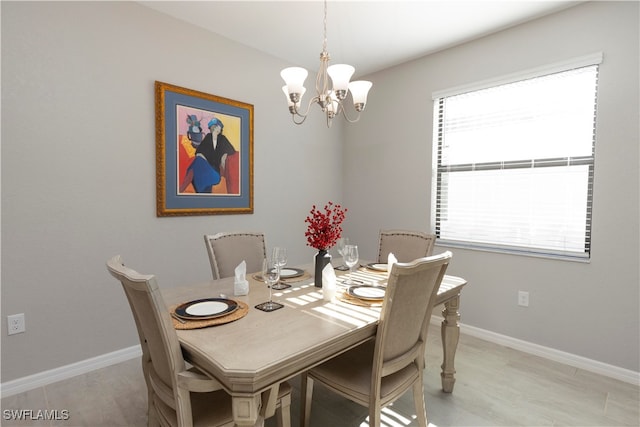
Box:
(440, 294), (460, 393)
(260, 385), (279, 419)
(232, 394), (263, 426)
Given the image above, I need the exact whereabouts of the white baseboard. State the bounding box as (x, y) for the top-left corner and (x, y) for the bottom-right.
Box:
(431, 315), (640, 386)
(1, 345), (141, 398)
(2, 321), (639, 399)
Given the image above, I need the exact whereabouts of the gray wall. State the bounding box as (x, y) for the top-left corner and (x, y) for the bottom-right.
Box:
(343, 0), (639, 371)
(1, 1), (344, 382)
(2, 0), (638, 384)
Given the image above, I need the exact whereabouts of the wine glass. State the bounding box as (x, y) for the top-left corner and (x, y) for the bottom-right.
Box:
(336, 237), (350, 271)
(256, 258), (284, 312)
(343, 244), (359, 285)
(271, 247), (290, 290)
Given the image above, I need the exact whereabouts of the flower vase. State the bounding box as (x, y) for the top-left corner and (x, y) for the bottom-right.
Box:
(314, 250), (332, 288)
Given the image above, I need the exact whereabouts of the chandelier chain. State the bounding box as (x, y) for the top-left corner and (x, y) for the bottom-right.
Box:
(322, 0), (328, 54)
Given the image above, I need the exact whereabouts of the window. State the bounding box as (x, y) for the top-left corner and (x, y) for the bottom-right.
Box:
(432, 55), (601, 260)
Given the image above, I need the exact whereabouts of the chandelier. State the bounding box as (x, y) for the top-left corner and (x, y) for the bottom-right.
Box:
(280, 0), (372, 127)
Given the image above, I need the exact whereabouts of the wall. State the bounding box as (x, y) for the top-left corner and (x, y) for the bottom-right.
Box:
(344, 1), (639, 371)
(2, 0), (638, 385)
(1, 1), (344, 382)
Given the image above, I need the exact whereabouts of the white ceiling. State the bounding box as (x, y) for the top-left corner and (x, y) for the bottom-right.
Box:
(140, 1), (582, 77)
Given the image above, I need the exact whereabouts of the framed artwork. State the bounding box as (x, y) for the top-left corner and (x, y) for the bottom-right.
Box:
(155, 81), (253, 216)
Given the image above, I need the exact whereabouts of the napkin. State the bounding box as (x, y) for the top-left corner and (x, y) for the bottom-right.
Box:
(322, 263), (337, 301)
(387, 252), (398, 277)
(234, 261), (249, 296)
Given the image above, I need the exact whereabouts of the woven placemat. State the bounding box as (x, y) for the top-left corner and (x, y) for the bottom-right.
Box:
(252, 271), (311, 284)
(357, 266), (388, 275)
(170, 300), (249, 330)
(336, 291), (383, 307)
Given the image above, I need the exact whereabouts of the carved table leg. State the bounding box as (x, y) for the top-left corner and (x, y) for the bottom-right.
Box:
(232, 394), (263, 426)
(260, 385), (279, 420)
(440, 294), (461, 393)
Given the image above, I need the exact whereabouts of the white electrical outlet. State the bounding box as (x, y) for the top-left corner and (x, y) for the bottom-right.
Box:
(7, 313), (25, 335)
(518, 291), (529, 307)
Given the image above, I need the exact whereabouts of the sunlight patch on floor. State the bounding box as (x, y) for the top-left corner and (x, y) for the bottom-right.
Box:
(357, 403), (439, 427)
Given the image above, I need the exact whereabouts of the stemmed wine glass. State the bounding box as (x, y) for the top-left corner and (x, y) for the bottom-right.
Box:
(271, 247), (290, 290)
(335, 237), (350, 271)
(255, 258), (284, 312)
(343, 244), (359, 285)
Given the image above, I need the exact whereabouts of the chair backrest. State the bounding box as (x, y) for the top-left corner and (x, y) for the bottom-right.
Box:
(373, 252), (451, 381)
(106, 256), (186, 413)
(377, 229), (436, 263)
(204, 232), (266, 280)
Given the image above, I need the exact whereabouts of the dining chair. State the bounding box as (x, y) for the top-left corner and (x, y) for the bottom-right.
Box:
(301, 251), (452, 427)
(377, 229), (436, 263)
(204, 232), (267, 280)
(106, 255), (291, 427)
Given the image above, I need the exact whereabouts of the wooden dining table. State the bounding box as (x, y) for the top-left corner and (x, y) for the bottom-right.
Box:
(161, 262), (467, 426)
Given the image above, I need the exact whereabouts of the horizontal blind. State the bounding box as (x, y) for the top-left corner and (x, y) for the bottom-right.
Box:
(434, 65), (598, 259)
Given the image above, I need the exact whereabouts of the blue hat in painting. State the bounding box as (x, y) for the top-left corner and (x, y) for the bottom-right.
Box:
(208, 118), (224, 130)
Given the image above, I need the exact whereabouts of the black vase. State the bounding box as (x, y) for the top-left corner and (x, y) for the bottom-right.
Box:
(314, 250), (332, 288)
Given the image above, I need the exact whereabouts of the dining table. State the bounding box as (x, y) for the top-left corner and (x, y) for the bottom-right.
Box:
(161, 261), (467, 426)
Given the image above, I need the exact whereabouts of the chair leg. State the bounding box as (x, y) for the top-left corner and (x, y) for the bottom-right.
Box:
(412, 380), (428, 427)
(147, 400), (161, 427)
(300, 373), (314, 427)
(146, 392), (154, 423)
(368, 401), (381, 427)
(175, 387), (194, 427)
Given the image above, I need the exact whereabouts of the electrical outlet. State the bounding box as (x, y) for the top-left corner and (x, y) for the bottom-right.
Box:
(518, 291), (529, 307)
(7, 313), (25, 335)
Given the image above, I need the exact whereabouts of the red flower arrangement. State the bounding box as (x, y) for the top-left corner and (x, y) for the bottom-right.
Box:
(304, 202), (347, 251)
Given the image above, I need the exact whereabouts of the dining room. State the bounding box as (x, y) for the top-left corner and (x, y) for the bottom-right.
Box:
(1, 1), (638, 426)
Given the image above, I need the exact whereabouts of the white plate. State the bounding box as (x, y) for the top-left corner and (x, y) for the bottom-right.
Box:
(186, 301), (230, 316)
(174, 298), (239, 320)
(279, 268), (305, 278)
(348, 285), (386, 300)
(366, 263), (388, 272)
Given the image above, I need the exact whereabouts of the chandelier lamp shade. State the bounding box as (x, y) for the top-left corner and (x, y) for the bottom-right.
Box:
(280, 1), (372, 127)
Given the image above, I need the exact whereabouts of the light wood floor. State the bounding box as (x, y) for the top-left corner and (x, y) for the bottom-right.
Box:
(2, 326), (638, 426)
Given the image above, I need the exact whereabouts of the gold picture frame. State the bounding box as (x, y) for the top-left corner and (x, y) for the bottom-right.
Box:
(155, 81), (253, 216)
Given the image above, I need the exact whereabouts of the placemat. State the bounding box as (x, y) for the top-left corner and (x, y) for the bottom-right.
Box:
(336, 291), (384, 307)
(358, 266), (388, 275)
(252, 271), (311, 283)
(170, 300), (249, 330)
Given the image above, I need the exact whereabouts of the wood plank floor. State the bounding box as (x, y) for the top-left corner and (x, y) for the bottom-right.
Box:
(2, 326), (638, 426)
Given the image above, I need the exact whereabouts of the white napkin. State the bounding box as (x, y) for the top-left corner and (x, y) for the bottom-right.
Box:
(322, 263), (337, 301)
(387, 252), (398, 277)
(234, 261), (249, 296)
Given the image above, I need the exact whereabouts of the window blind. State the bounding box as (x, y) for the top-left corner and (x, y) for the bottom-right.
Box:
(433, 62), (599, 260)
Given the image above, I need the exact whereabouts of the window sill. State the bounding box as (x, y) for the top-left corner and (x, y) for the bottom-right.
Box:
(435, 240), (591, 263)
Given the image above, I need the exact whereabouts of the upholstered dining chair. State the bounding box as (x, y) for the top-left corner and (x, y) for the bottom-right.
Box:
(301, 251), (452, 427)
(106, 255), (291, 427)
(204, 232), (267, 280)
(377, 229), (436, 263)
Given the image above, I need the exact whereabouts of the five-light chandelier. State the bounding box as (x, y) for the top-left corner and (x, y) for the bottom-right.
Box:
(280, 0), (372, 127)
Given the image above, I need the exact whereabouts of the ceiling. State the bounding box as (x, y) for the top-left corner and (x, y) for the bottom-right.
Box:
(140, 1), (582, 77)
